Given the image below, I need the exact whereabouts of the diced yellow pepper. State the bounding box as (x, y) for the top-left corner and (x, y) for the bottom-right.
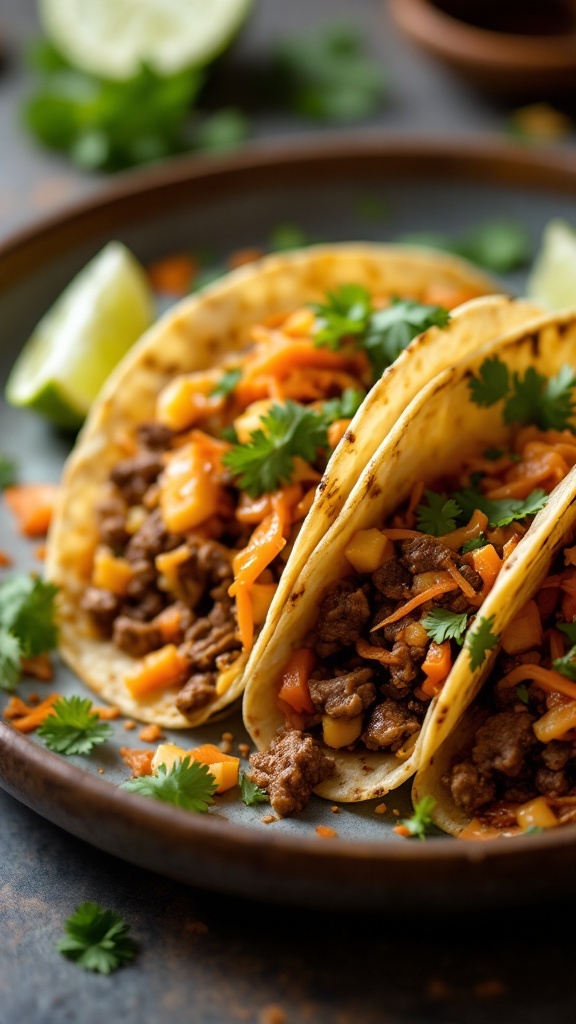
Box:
(92, 545), (133, 595)
(516, 796), (558, 830)
(125, 644), (188, 696)
(322, 714), (363, 749)
(206, 760), (239, 793)
(215, 653), (246, 696)
(151, 742), (187, 774)
(155, 543), (191, 595)
(234, 400), (274, 443)
(159, 441), (221, 533)
(126, 505), (147, 534)
(156, 372), (224, 431)
(344, 529), (394, 574)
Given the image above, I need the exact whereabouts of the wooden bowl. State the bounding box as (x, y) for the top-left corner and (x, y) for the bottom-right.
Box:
(389, 0), (576, 97)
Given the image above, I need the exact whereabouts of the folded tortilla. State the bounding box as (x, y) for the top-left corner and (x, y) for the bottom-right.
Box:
(46, 242), (538, 728)
(243, 310), (576, 804)
(409, 473), (576, 839)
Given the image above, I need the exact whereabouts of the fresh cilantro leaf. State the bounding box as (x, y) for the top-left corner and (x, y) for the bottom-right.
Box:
(398, 221), (530, 273)
(523, 825), (544, 836)
(23, 54), (205, 172)
(516, 684), (530, 705)
(415, 490), (461, 536)
(557, 622), (576, 645)
(322, 388), (366, 424)
(504, 367), (547, 426)
(0, 630), (22, 692)
(240, 771), (269, 806)
(220, 424), (239, 445)
(538, 365), (576, 431)
(468, 357), (510, 408)
(461, 534), (488, 553)
(365, 299), (450, 377)
(0, 575), (58, 656)
(122, 757), (217, 812)
(0, 455), (17, 490)
(211, 367), (242, 398)
(37, 696), (112, 755)
(421, 608), (468, 646)
(453, 487), (548, 528)
(312, 284), (372, 349)
(270, 223), (311, 251)
(194, 108), (249, 153)
(57, 902), (137, 974)
(553, 645), (576, 681)
(270, 25), (385, 122)
(222, 401), (329, 498)
(466, 615), (499, 671)
(400, 796), (436, 840)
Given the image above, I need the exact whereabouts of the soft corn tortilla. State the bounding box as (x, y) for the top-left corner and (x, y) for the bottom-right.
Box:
(46, 242), (537, 728)
(411, 472), (576, 836)
(243, 310), (576, 801)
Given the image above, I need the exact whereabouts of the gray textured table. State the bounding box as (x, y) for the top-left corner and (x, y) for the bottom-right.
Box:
(1, 2), (576, 1022)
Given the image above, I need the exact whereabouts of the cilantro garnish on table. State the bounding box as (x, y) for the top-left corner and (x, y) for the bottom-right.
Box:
(312, 285), (450, 376)
(222, 401), (329, 498)
(240, 771), (269, 807)
(37, 696), (112, 755)
(0, 454), (17, 490)
(399, 796), (436, 840)
(57, 902), (137, 974)
(466, 615), (499, 671)
(322, 387), (366, 425)
(468, 356), (576, 431)
(421, 609), (468, 647)
(122, 757), (217, 812)
(398, 220), (531, 273)
(0, 575), (58, 691)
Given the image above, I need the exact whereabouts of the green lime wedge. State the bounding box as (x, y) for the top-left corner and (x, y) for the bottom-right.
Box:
(5, 241), (155, 429)
(526, 219), (576, 310)
(39, 0), (254, 80)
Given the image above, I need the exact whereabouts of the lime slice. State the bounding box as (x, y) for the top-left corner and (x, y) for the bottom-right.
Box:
(526, 219), (576, 310)
(6, 241), (155, 429)
(39, 0), (254, 80)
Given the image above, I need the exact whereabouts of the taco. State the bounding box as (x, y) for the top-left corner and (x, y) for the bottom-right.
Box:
(243, 310), (576, 816)
(412, 471), (576, 838)
(46, 242), (533, 729)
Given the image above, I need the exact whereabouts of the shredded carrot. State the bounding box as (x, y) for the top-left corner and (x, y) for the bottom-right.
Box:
(293, 485), (317, 522)
(446, 563), (477, 600)
(20, 653), (53, 681)
(355, 638), (401, 664)
(4, 483), (59, 538)
(230, 494), (289, 596)
(277, 648), (315, 714)
(3, 696), (31, 720)
(235, 583), (254, 653)
(370, 579), (456, 631)
(464, 543), (502, 601)
(420, 640), (452, 695)
(147, 253), (197, 296)
(9, 693), (61, 732)
(188, 742), (239, 765)
(328, 418), (351, 449)
(499, 664), (576, 702)
(382, 528), (423, 541)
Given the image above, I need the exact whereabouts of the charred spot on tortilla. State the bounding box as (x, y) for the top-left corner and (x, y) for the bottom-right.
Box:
(344, 431), (356, 444)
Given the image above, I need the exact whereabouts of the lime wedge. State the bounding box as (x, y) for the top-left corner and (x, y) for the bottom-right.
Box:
(39, 0), (254, 80)
(5, 241), (155, 429)
(526, 219), (576, 310)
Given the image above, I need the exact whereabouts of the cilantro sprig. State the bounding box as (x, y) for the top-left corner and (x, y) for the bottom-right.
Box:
(421, 609), (468, 647)
(37, 696), (112, 755)
(466, 615), (499, 671)
(468, 356), (576, 431)
(453, 487), (548, 528)
(240, 771), (269, 806)
(211, 367), (242, 399)
(222, 401), (329, 498)
(415, 491), (461, 536)
(312, 286), (451, 377)
(57, 902), (137, 974)
(400, 796), (436, 840)
(122, 757), (217, 812)
(0, 454), (17, 490)
(322, 388), (366, 425)
(0, 575), (59, 691)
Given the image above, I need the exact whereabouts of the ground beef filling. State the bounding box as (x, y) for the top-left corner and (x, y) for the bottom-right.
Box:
(249, 730), (335, 816)
(447, 706), (576, 827)
(299, 536), (483, 755)
(81, 424), (251, 718)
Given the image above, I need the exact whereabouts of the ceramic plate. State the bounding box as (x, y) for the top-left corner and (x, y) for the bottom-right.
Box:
(2, 138), (576, 911)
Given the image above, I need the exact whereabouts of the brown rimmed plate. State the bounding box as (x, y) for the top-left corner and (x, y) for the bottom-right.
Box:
(1, 137), (576, 912)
